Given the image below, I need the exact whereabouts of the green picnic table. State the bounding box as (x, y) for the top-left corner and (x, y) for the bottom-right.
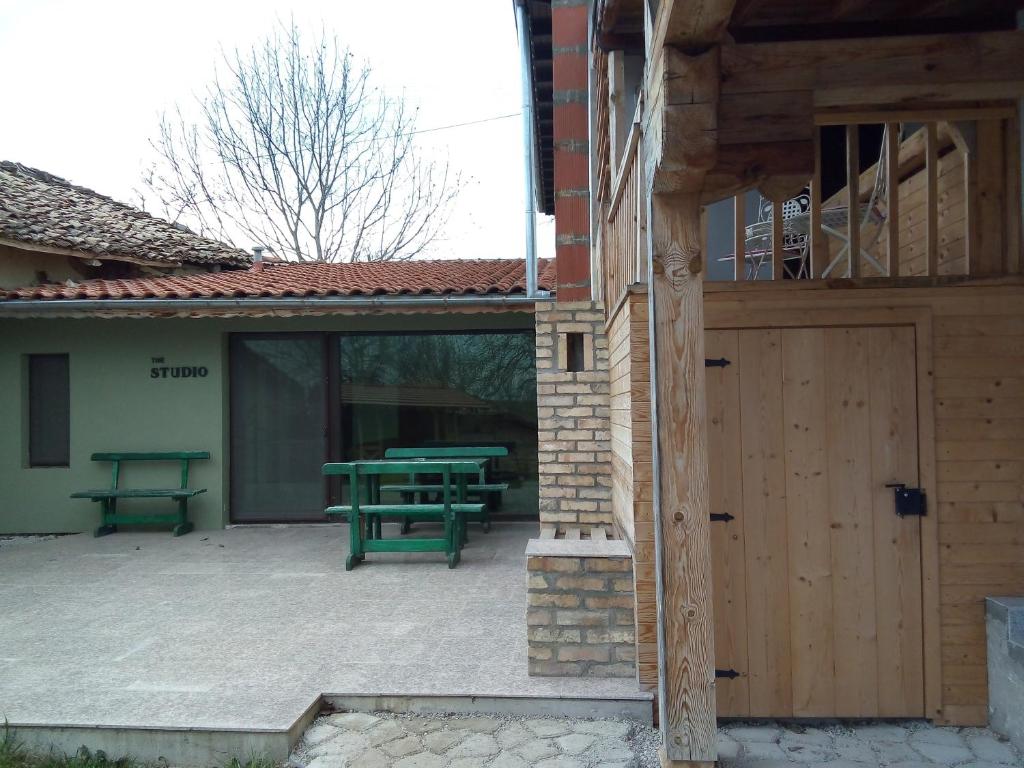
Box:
(322, 460), (486, 570)
(381, 446), (510, 533)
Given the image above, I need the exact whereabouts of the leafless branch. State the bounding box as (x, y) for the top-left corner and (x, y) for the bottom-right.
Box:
(141, 22), (459, 262)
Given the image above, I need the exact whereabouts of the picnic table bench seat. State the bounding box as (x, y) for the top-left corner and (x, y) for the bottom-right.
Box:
(382, 446), (510, 533)
(70, 451), (209, 537)
(323, 460), (484, 570)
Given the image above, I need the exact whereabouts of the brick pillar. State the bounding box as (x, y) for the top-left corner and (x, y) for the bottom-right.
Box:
(535, 301), (612, 532)
(552, 0), (591, 302)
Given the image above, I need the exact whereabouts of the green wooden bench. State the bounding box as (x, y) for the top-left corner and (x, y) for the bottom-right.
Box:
(381, 446), (510, 533)
(323, 460), (485, 570)
(71, 451), (210, 537)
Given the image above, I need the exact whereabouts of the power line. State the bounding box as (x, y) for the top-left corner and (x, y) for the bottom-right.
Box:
(402, 111), (521, 138)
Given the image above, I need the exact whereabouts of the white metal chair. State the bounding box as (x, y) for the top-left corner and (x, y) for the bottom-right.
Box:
(730, 124), (900, 279)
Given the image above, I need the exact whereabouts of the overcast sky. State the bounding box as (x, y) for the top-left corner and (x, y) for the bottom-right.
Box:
(0, 0), (554, 261)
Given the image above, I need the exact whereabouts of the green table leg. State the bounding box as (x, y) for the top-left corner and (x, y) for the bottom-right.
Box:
(94, 498), (116, 537)
(172, 498), (193, 536)
(346, 508), (364, 571)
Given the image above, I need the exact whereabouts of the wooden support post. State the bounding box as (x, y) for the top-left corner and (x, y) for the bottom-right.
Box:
(772, 200), (785, 279)
(1007, 114), (1022, 274)
(885, 122), (900, 277)
(733, 193), (745, 280)
(973, 119), (1006, 275)
(609, 51), (629, 173)
(810, 127), (825, 278)
(925, 123), (939, 276)
(649, 191), (717, 766)
(846, 125), (861, 277)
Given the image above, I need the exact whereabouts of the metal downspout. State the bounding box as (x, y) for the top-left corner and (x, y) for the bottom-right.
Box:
(644, 185), (670, 743)
(515, 0), (539, 298)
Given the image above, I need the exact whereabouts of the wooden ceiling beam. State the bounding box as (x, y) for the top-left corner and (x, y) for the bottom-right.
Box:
(701, 141), (815, 203)
(652, 0), (739, 51)
(720, 30), (1024, 105)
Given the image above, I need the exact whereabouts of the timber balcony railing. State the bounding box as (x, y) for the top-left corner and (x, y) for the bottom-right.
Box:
(709, 113), (1023, 284)
(596, 111), (1023, 303)
(599, 101), (648, 313)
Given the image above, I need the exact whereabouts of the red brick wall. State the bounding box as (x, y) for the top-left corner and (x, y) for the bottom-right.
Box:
(551, 0), (592, 302)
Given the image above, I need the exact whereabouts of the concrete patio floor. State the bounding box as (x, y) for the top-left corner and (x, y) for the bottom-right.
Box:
(0, 524), (650, 763)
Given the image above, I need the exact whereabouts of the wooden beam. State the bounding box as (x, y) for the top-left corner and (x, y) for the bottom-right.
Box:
(816, 106), (1015, 126)
(1006, 114), (1022, 274)
(972, 119), (1006, 276)
(701, 141), (814, 203)
(847, 125), (861, 278)
(734, 193), (746, 281)
(649, 191), (717, 766)
(719, 31), (1024, 105)
(609, 50), (629, 171)
(810, 126), (825, 278)
(885, 122), (900, 277)
(661, 0), (737, 48)
(926, 123), (940, 276)
(648, 46), (720, 194)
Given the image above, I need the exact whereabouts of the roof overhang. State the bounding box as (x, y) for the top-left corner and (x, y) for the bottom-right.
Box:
(0, 293), (549, 320)
(519, 1), (554, 216)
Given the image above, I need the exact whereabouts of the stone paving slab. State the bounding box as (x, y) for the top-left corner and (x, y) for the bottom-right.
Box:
(718, 720), (1024, 768)
(290, 712), (660, 768)
(292, 715), (1024, 768)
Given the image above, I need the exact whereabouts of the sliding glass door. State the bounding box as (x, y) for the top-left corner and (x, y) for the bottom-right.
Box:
(229, 329), (538, 522)
(229, 335), (328, 521)
(337, 332), (538, 517)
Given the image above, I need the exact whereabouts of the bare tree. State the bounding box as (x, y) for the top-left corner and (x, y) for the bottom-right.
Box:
(140, 23), (458, 262)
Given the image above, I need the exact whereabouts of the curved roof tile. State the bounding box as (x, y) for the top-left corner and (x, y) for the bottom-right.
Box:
(2, 258), (557, 301)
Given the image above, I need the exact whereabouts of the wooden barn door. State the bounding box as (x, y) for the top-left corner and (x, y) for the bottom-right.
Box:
(707, 325), (925, 719)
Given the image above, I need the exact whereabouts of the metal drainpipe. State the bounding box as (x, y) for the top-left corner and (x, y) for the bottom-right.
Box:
(644, 186), (670, 744)
(515, 0), (539, 298)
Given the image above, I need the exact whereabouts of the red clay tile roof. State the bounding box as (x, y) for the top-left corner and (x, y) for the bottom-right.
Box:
(1, 258), (556, 301)
(0, 161), (251, 268)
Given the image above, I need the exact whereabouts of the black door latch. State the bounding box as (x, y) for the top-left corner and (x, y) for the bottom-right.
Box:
(715, 668), (740, 679)
(886, 483), (927, 517)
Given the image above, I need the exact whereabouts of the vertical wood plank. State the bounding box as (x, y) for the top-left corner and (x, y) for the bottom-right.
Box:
(772, 200), (785, 280)
(781, 328), (835, 716)
(608, 50), (628, 171)
(868, 326), (925, 717)
(649, 191), (717, 762)
(963, 124), (980, 275)
(926, 123), (940, 276)
(706, 329), (749, 716)
(811, 126), (825, 278)
(734, 193), (746, 281)
(738, 329), (792, 716)
(846, 125), (861, 278)
(974, 120), (1006, 276)
(886, 123), (900, 277)
(825, 327), (879, 717)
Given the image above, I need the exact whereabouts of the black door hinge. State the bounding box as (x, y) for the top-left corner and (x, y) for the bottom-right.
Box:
(705, 358), (731, 368)
(715, 668), (740, 679)
(885, 483), (927, 517)
(710, 512), (735, 523)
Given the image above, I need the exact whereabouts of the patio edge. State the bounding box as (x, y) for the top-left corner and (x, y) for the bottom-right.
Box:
(322, 693), (655, 725)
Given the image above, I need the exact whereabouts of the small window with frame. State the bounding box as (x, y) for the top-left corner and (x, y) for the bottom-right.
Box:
(27, 353), (70, 467)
